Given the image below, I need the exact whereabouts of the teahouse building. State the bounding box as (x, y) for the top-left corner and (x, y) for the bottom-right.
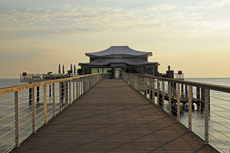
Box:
(79, 46), (159, 78)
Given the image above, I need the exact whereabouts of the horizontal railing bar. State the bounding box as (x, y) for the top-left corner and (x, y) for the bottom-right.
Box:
(0, 120), (15, 131)
(130, 73), (230, 93)
(0, 105), (15, 113)
(0, 73), (103, 153)
(0, 112), (15, 122)
(0, 97), (15, 104)
(18, 112), (32, 120)
(209, 126), (230, 140)
(123, 73), (229, 152)
(5, 143), (16, 153)
(0, 73), (101, 95)
(209, 133), (230, 149)
(19, 130), (32, 142)
(0, 135), (15, 148)
(19, 124), (32, 135)
(19, 118), (32, 127)
(209, 118), (230, 130)
(0, 128), (15, 139)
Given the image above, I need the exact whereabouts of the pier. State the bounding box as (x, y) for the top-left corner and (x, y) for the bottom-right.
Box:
(10, 79), (217, 153)
(0, 73), (229, 152)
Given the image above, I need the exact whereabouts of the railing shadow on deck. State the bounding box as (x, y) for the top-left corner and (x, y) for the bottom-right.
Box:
(0, 73), (106, 153)
(0, 72), (229, 153)
(123, 72), (230, 153)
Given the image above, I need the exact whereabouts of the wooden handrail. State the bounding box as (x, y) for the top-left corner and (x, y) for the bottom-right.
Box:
(0, 73), (101, 95)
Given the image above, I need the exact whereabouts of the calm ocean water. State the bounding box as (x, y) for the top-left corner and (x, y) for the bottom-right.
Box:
(0, 78), (230, 152)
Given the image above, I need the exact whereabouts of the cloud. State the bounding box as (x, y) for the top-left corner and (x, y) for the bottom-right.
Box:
(187, 0), (230, 9)
(205, 0), (230, 7)
(0, 44), (59, 62)
(0, 3), (230, 38)
(146, 5), (178, 11)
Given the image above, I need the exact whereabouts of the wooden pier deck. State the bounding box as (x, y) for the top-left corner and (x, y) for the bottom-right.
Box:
(11, 79), (218, 153)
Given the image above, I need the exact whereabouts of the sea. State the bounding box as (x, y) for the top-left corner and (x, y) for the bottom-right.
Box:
(0, 78), (230, 153)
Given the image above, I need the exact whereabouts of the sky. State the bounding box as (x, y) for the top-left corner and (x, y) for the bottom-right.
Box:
(0, 0), (230, 78)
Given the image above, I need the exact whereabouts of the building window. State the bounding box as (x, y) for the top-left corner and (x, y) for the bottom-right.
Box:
(91, 68), (98, 74)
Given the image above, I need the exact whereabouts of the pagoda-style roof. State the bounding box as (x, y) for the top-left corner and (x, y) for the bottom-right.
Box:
(79, 59), (159, 67)
(85, 46), (152, 57)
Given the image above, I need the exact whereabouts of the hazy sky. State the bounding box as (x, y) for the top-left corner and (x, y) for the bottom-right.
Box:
(1, 0), (230, 78)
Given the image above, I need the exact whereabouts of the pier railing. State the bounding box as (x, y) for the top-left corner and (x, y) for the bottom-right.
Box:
(20, 73), (79, 82)
(123, 72), (230, 153)
(0, 73), (105, 153)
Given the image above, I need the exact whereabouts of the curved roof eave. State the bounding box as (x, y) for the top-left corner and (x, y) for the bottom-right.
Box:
(79, 59), (159, 66)
(85, 46), (153, 57)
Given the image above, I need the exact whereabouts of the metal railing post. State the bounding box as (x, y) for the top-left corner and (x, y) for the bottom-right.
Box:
(59, 82), (62, 112)
(73, 79), (75, 100)
(64, 81), (67, 107)
(52, 83), (55, 117)
(82, 77), (84, 94)
(87, 76), (89, 90)
(162, 81), (165, 110)
(205, 88), (209, 144)
(168, 82), (172, 116)
(76, 78), (78, 98)
(89, 76), (91, 88)
(14, 91), (20, 147)
(69, 80), (72, 105)
(31, 87), (36, 133)
(188, 85), (192, 131)
(145, 77), (147, 97)
(177, 83), (180, 122)
(152, 78), (155, 104)
(147, 77), (150, 99)
(80, 78), (82, 96)
(83, 77), (85, 94)
(143, 77), (145, 96)
(157, 80), (160, 106)
(43, 85), (47, 124)
(137, 76), (139, 90)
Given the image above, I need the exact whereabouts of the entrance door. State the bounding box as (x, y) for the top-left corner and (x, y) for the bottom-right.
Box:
(115, 70), (120, 79)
